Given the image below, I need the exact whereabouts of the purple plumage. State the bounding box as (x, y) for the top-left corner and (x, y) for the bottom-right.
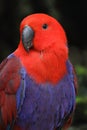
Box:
(15, 58), (76, 130)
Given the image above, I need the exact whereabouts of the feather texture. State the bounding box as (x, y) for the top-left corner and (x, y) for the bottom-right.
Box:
(14, 57), (76, 130)
(0, 55), (22, 129)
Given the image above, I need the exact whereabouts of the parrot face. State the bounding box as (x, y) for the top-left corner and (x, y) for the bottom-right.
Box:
(15, 13), (68, 84)
(0, 13), (77, 130)
(20, 13), (67, 52)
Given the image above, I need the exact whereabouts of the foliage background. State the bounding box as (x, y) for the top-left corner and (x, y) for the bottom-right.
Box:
(0, 0), (87, 129)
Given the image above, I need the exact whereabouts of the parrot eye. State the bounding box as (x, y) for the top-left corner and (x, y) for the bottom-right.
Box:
(42, 24), (48, 29)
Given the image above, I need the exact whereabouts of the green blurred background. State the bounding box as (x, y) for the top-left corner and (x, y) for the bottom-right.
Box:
(0, 0), (87, 129)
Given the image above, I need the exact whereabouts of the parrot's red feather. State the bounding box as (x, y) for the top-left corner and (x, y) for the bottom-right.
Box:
(14, 13), (68, 84)
(0, 56), (21, 129)
(62, 115), (73, 130)
(13, 125), (21, 130)
(15, 42), (68, 84)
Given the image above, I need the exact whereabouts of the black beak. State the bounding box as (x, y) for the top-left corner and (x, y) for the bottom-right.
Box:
(22, 25), (34, 51)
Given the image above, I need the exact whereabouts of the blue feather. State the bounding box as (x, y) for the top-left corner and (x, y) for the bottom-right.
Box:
(15, 60), (76, 130)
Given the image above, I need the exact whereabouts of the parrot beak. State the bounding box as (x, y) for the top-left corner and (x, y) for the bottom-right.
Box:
(22, 25), (34, 51)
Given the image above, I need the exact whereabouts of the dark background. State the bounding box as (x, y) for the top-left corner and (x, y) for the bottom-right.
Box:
(0, 0), (87, 129)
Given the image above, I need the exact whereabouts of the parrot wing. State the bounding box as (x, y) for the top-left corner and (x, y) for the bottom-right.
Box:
(67, 60), (78, 95)
(62, 60), (78, 130)
(0, 54), (22, 129)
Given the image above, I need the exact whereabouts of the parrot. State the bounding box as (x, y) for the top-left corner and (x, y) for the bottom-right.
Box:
(0, 13), (78, 130)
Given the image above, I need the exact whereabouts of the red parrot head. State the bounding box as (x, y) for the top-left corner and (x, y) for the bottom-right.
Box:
(15, 13), (68, 83)
(19, 13), (68, 53)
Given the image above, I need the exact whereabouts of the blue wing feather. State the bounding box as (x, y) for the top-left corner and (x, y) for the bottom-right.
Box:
(16, 68), (26, 113)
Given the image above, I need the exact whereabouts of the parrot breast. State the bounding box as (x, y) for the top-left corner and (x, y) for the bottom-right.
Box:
(15, 61), (75, 130)
(14, 45), (68, 84)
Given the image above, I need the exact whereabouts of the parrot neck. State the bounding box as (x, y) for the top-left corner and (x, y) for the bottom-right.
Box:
(14, 42), (68, 84)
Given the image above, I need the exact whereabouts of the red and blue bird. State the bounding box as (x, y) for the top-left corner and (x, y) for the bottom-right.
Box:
(0, 13), (78, 130)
